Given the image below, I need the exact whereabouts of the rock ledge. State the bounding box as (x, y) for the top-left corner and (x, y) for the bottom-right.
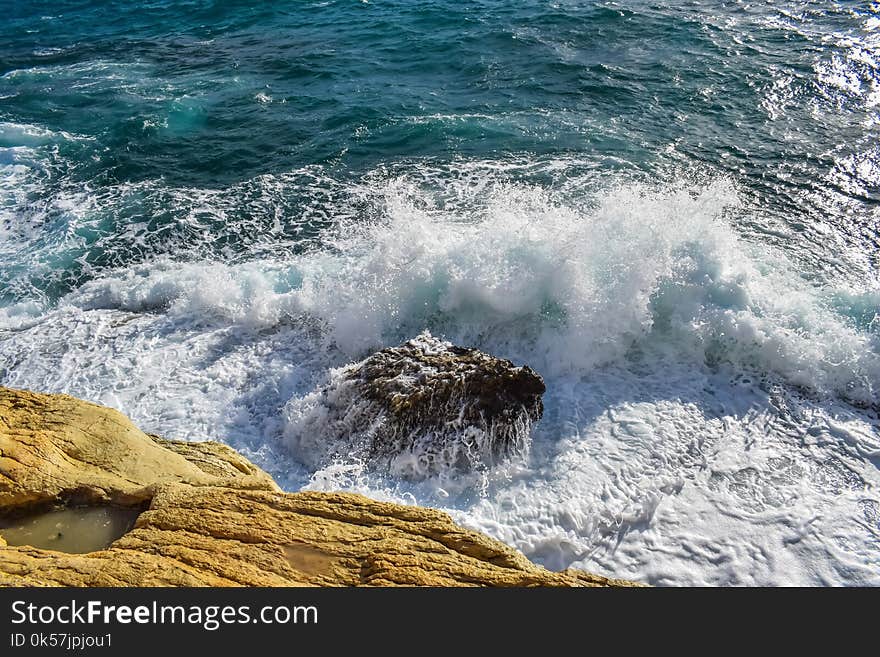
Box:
(0, 386), (637, 587)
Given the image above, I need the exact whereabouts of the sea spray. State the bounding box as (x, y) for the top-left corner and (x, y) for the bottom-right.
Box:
(44, 174), (879, 403)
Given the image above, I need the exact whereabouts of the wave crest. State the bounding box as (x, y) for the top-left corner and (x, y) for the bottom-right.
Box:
(52, 172), (880, 404)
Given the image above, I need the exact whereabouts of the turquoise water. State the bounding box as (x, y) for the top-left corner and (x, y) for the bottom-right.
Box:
(1, 2), (879, 585)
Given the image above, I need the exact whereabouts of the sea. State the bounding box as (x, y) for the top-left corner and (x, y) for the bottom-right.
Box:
(1, 0), (878, 586)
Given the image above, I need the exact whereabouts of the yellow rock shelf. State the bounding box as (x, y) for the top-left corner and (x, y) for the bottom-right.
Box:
(0, 386), (637, 587)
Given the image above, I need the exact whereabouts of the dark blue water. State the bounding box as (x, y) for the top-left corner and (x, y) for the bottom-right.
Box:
(1, 1), (879, 585)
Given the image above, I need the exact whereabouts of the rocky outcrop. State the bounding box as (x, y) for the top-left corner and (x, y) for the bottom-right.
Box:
(285, 332), (546, 478)
(0, 386), (277, 511)
(0, 386), (635, 587)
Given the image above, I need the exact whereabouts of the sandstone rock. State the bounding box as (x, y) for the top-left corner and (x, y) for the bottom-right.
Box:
(285, 331), (546, 478)
(0, 386), (637, 587)
(0, 485), (635, 587)
(0, 386), (278, 512)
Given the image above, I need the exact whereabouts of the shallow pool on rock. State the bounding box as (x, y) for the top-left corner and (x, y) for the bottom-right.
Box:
(0, 506), (142, 554)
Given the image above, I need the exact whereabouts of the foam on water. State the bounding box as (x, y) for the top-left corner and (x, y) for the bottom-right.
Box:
(1, 167), (878, 584)
(47, 173), (880, 401)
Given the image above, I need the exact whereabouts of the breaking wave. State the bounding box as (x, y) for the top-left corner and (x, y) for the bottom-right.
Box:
(37, 171), (879, 405)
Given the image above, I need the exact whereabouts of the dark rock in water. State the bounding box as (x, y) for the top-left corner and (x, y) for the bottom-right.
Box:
(284, 332), (545, 479)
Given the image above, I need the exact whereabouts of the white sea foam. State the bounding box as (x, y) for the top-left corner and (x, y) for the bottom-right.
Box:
(70, 260), (305, 327)
(54, 174), (879, 401)
(1, 167), (878, 585)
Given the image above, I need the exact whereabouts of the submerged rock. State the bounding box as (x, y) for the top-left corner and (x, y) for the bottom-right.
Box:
(285, 332), (546, 478)
(0, 386), (636, 587)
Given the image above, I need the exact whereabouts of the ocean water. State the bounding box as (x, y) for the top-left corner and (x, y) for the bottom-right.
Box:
(1, 1), (879, 585)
